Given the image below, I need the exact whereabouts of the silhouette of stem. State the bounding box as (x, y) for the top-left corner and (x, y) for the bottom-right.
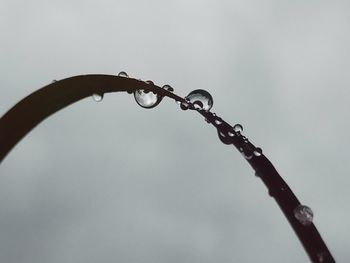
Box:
(0, 74), (335, 262)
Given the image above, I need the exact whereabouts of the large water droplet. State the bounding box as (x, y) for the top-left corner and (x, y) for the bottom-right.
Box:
(118, 71), (129, 77)
(185, 89), (213, 111)
(294, 205), (313, 226)
(162, 84), (174, 92)
(134, 90), (161, 108)
(233, 124), (243, 133)
(92, 93), (104, 102)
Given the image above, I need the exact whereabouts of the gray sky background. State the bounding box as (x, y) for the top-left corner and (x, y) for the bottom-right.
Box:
(0, 0), (349, 262)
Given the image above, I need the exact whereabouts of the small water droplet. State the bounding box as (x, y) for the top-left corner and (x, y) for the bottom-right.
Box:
(242, 151), (253, 160)
(134, 90), (161, 108)
(118, 71), (129, 77)
(294, 205), (313, 226)
(52, 79), (57, 83)
(180, 101), (189, 110)
(214, 118), (222, 125)
(92, 93), (104, 102)
(228, 131), (235, 137)
(185, 89), (213, 111)
(146, 80), (154, 85)
(233, 124), (243, 133)
(162, 84), (174, 92)
(253, 147), (263, 156)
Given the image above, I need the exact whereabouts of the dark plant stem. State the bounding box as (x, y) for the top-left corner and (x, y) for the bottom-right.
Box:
(0, 74), (335, 262)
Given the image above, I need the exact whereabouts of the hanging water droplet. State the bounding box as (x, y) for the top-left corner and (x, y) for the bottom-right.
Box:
(218, 130), (231, 145)
(180, 101), (189, 110)
(253, 147), (263, 156)
(294, 205), (313, 226)
(242, 151), (253, 160)
(134, 90), (161, 109)
(118, 71), (129, 77)
(185, 89), (213, 111)
(92, 93), (104, 102)
(233, 124), (243, 133)
(162, 84), (174, 92)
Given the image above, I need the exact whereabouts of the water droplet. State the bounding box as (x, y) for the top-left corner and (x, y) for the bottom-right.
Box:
(185, 89), (213, 111)
(242, 151), (253, 160)
(294, 205), (313, 226)
(92, 93), (104, 102)
(233, 124), (243, 133)
(162, 84), (174, 92)
(52, 79), (57, 83)
(214, 118), (222, 125)
(228, 131), (235, 137)
(218, 130), (231, 145)
(253, 147), (263, 156)
(118, 71), (129, 77)
(145, 80), (154, 85)
(134, 90), (161, 108)
(180, 101), (189, 110)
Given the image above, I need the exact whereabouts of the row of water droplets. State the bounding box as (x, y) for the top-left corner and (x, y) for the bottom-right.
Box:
(92, 71), (175, 109)
(93, 74), (315, 229)
(179, 90), (316, 228)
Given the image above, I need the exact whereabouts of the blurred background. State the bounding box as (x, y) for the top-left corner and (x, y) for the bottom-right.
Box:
(0, 0), (349, 262)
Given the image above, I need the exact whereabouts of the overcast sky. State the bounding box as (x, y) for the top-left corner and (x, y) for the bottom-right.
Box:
(1, 0), (349, 262)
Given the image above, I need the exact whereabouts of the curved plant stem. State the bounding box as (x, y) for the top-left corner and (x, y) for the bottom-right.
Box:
(0, 74), (335, 262)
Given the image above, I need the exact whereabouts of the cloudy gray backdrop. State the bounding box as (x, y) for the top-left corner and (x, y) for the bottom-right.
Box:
(0, 0), (349, 262)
